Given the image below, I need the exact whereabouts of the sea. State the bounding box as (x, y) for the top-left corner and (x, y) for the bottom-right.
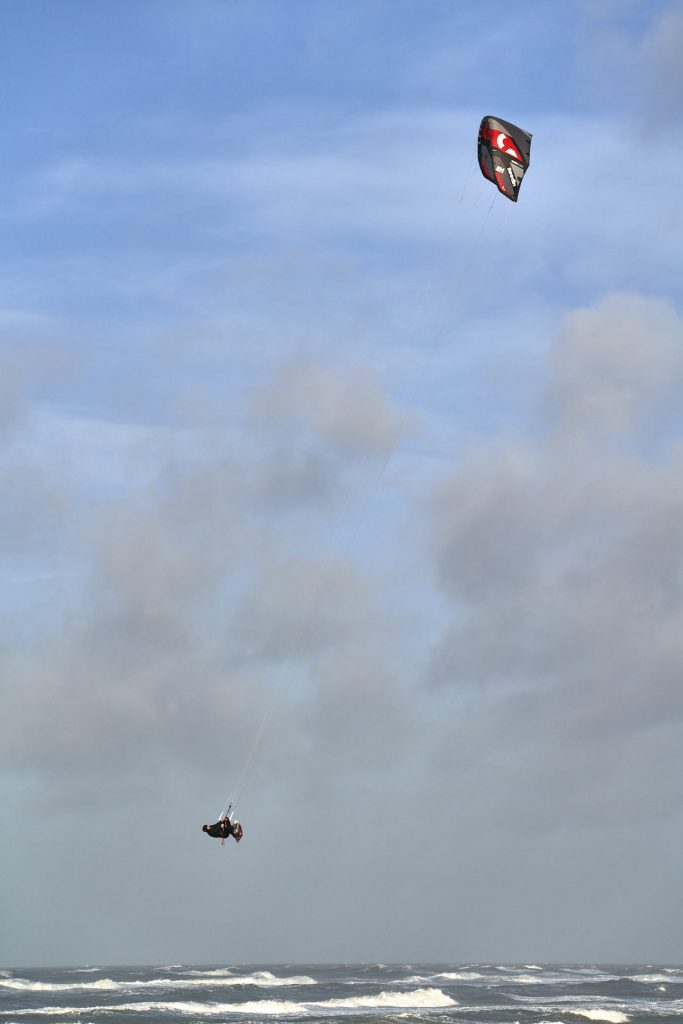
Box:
(1, 963), (681, 1024)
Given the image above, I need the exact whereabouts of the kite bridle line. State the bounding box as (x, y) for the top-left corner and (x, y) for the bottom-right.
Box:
(218, 162), (501, 823)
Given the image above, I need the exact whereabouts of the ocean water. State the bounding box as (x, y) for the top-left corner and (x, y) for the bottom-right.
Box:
(1, 963), (682, 1024)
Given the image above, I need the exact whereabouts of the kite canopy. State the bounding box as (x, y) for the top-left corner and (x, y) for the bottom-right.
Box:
(477, 115), (532, 202)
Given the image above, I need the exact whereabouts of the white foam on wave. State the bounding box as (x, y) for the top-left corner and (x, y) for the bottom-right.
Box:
(0, 971), (315, 997)
(0, 987), (457, 1019)
(0, 1001), (305, 1018)
(634, 974), (682, 984)
(501, 975), (548, 985)
(222, 1000), (307, 1015)
(169, 970), (316, 987)
(162, 971), (316, 989)
(434, 972), (484, 982)
(0, 978), (118, 994)
(404, 972), (484, 984)
(322, 987), (456, 1010)
(182, 969), (234, 978)
(505, 971), (621, 987)
(0, 1006), (104, 1018)
(569, 1010), (629, 1023)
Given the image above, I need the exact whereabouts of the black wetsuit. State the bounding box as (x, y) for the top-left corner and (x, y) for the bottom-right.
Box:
(204, 819), (233, 839)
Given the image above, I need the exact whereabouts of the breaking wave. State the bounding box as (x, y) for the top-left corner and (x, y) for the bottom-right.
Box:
(322, 988), (456, 1010)
(633, 973), (683, 984)
(0, 988), (456, 1018)
(167, 970), (316, 987)
(403, 971), (484, 985)
(0, 978), (118, 994)
(569, 1011), (630, 1023)
(0, 971), (315, 996)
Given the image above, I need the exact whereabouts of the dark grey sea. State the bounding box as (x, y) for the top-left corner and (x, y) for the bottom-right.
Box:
(1, 963), (681, 1024)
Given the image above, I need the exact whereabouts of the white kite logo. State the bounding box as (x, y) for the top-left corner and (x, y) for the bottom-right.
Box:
(496, 132), (519, 156)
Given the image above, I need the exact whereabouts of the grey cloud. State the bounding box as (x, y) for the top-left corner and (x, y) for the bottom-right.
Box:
(256, 446), (340, 508)
(302, 648), (415, 779)
(0, 347), (81, 559)
(545, 292), (683, 439)
(227, 549), (380, 663)
(638, 5), (683, 128)
(253, 356), (404, 457)
(0, 358), (25, 433)
(427, 291), (683, 827)
(1, 356), (408, 816)
(0, 338), (66, 435)
(576, 2), (683, 131)
(0, 463), (73, 556)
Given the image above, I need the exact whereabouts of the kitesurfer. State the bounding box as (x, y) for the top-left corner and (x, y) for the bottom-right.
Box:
(202, 816), (244, 845)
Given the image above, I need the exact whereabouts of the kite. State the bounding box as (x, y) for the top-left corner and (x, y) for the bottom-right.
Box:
(478, 115), (532, 202)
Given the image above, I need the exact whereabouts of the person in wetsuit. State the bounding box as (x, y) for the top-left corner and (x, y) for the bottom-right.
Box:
(202, 816), (244, 845)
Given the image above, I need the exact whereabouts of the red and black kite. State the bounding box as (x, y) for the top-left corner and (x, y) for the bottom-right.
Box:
(478, 115), (532, 202)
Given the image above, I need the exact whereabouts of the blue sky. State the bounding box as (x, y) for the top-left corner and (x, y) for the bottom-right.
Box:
(2, 0), (683, 967)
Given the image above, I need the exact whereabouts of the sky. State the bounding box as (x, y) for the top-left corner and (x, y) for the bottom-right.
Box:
(2, 0), (683, 967)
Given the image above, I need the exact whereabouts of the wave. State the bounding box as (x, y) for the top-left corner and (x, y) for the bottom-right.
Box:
(0, 971), (316, 996)
(181, 969), (235, 977)
(0, 1001), (236, 1018)
(504, 972), (620, 987)
(164, 970), (316, 987)
(569, 1011), (629, 1023)
(0, 1001), (302, 1019)
(0, 988), (456, 1018)
(404, 972), (484, 984)
(633, 973), (683, 984)
(221, 1000), (308, 1015)
(0, 978), (118, 993)
(322, 988), (456, 1010)
(431, 972), (484, 982)
(0, 999), (309, 1015)
(498, 974), (553, 985)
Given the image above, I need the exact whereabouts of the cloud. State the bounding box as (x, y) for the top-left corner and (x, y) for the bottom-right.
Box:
(545, 292), (683, 439)
(0, 342), (81, 560)
(0, 353), (409, 819)
(638, 5), (683, 128)
(427, 291), (683, 827)
(252, 356), (405, 458)
(576, 1), (683, 131)
(6, 292), (683, 841)
(227, 551), (377, 662)
(0, 357), (25, 433)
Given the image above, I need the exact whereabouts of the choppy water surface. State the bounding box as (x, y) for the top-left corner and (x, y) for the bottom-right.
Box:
(1, 963), (681, 1024)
